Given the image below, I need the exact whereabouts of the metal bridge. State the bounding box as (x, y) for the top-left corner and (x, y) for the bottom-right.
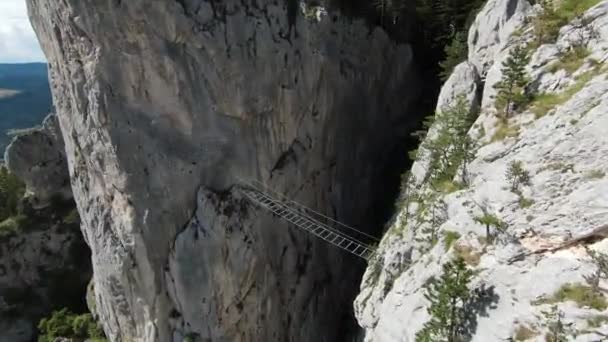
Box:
(239, 180), (378, 261)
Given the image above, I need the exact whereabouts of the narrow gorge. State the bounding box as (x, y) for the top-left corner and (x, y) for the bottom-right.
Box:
(26, 0), (426, 341)
(18, 0), (608, 341)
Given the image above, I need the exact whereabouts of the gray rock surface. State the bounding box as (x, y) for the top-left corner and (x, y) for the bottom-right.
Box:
(467, 0), (532, 76)
(356, 1), (608, 341)
(26, 1), (419, 341)
(4, 114), (70, 207)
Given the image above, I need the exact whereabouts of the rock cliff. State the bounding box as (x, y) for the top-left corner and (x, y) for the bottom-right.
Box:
(5, 114), (71, 207)
(356, 0), (608, 341)
(26, 1), (419, 341)
(0, 114), (91, 342)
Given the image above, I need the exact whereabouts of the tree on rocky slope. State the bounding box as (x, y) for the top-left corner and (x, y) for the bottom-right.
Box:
(0, 166), (25, 221)
(414, 95), (478, 188)
(494, 45), (531, 117)
(505, 160), (531, 193)
(416, 257), (474, 342)
(584, 248), (608, 293)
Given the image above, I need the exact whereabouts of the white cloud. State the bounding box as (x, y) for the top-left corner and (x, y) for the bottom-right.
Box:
(0, 0), (45, 63)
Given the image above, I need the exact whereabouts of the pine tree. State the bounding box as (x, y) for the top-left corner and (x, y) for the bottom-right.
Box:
(494, 45), (531, 117)
(0, 166), (25, 221)
(439, 31), (468, 81)
(474, 213), (506, 243)
(505, 160), (531, 193)
(416, 257), (474, 342)
(584, 248), (608, 292)
(417, 95), (477, 186)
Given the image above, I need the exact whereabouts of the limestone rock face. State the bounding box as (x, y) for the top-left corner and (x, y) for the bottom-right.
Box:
(4, 114), (71, 207)
(356, 1), (608, 341)
(26, 1), (418, 341)
(467, 0), (532, 76)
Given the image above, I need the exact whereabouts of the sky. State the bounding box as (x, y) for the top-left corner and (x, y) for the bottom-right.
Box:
(0, 0), (45, 63)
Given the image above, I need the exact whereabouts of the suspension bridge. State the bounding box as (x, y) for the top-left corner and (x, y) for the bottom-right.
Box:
(239, 180), (379, 261)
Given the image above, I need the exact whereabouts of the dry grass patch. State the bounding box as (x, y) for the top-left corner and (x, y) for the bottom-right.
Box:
(513, 325), (538, 341)
(491, 121), (520, 142)
(454, 243), (482, 266)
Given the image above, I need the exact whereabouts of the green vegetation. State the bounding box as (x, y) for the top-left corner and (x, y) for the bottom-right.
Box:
(474, 213), (506, 243)
(541, 305), (573, 342)
(506, 160), (531, 193)
(414, 95), (478, 187)
(439, 31), (468, 81)
(513, 325), (538, 341)
(584, 170), (606, 180)
(0, 166), (25, 221)
(547, 47), (591, 75)
(435, 180), (466, 194)
(443, 231), (461, 251)
(493, 45), (531, 117)
(491, 120), (520, 142)
(0, 167), (26, 237)
(584, 249), (608, 292)
(586, 315), (608, 328)
(530, 0), (601, 46)
(529, 69), (596, 118)
(518, 196), (534, 209)
(38, 308), (107, 342)
(0, 215), (28, 237)
(535, 283), (607, 310)
(541, 161), (575, 173)
(556, 0), (602, 24)
(412, 192), (448, 253)
(416, 257), (474, 342)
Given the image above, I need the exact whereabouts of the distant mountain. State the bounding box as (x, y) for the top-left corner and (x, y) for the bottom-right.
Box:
(0, 63), (53, 154)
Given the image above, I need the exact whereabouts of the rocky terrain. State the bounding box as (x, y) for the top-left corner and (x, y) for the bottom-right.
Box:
(21, 0), (608, 341)
(0, 114), (91, 342)
(26, 1), (420, 341)
(356, 0), (608, 341)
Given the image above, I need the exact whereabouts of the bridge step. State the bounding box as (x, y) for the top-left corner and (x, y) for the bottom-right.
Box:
(240, 187), (375, 261)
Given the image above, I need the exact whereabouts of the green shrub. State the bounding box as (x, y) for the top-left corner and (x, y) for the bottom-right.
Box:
(529, 69), (596, 118)
(530, 0), (601, 46)
(0, 215), (27, 237)
(557, 0), (602, 23)
(414, 95), (478, 186)
(38, 308), (106, 342)
(586, 315), (608, 328)
(541, 305), (573, 342)
(547, 47), (590, 75)
(518, 196), (534, 208)
(584, 170), (605, 180)
(0, 166), (25, 222)
(535, 283), (607, 310)
(491, 120), (520, 142)
(506, 160), (531, 193)
(474, 213), (507, 243)
(439, 31), (468, 81)
(443, 231), (461, 251)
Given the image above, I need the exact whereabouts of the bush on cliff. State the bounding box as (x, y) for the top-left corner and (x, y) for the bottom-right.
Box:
(38, 308), (107, 342)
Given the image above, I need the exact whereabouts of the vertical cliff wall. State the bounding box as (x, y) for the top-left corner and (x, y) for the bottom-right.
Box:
(356, 0), (608, 340)
(26, 1), (419, 341)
